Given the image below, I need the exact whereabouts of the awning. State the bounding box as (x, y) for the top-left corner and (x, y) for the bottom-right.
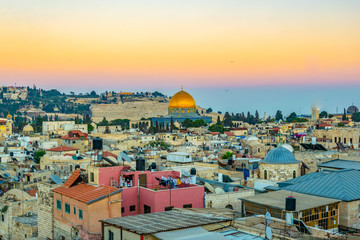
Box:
(25, 173), (31, 176)
(153, 227), (228, 240)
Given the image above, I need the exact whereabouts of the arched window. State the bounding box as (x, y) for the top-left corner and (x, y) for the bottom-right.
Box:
(182, 110), (184, 113)
(225, 204), (233, 210)
(187, 109), (190, 113)
(293, 170), (296, 178)
(176, 110), (179, 113)
(264, 170), (267, 180)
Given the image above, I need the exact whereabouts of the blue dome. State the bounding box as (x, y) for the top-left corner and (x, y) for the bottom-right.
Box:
(262, 147), (299, 164)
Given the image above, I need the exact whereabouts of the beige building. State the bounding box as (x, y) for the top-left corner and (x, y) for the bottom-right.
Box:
(313, 127), (360, 149)
(259, 147), (301, 182)
(42, 121), (88, 135)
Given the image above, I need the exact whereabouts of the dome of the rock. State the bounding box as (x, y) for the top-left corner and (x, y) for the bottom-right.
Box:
(169, 90), (196, 109)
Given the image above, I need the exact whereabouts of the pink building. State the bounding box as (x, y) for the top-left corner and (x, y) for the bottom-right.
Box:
(88, 166), (205, 217)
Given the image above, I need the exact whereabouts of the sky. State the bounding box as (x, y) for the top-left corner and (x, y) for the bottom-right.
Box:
(0, 0), (359, 114)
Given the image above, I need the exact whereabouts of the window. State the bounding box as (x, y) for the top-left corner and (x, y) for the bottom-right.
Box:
(335, 137), (337, 143)
(108, 230), (114, 240)
(225, 204), (233, 210)
(293, 170), (296, 178)
(121, 207), (124, 214)
(183, 204), (192, 208)
(90, 172), (94, 182)
(165, 206), (174, 211)
(130, 205), (136, 212)
(73, 207), (76, 215)
(2, 214), (4, 221)
(56, 200), (62, 210)
(65, 203), (70, 214)
(264, 170), (267, 180)
(144, 205), (151, 214)
(344, 138), (347, 144)
(79, 209), (83, 220)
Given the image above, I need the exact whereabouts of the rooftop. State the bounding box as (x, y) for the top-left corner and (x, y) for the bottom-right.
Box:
(47, 146), (79, 152)
(240, 190), (339, 211)
(101, 211), (230, 235)
(318, 159), (360, 170)
(279, 169), (360, 201)
(53, 183), (121, 204)
(13, 214), (38, 226)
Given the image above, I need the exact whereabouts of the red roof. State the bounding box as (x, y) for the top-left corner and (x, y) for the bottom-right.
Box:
(47, 146), (79, 152)
(208, 132), (220, 135)
(61, 130), (88, 140)
(103, 151), (117, 159)
(0, 120), (6, 124)
(318, 123), (332, 127)
(63, 169), (82, 188)
(224, 132), (235, 136)
(53, 183), (120, 204)
(25, 189), (38, 197)
(341, 121), (350, 124)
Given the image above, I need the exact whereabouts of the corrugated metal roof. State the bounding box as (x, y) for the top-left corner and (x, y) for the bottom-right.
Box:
(153, 227), (228, 240)
(318, 159), (360, 170)
(281, 169), (360, 201)
(261, 147), (300, 164)
(219, 229), (265, 240)
(101, 211), (230, 235)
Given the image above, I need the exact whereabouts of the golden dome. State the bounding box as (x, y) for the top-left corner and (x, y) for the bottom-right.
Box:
(23, 124), (34, 132)
(169, 90), (196, 109)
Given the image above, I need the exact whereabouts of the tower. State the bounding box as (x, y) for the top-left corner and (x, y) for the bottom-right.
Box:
(6, 114), (13, 135)
(311, 107), (319, 122)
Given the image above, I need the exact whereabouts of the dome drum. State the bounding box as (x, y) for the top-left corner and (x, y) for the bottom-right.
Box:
(262, 147), (299, 164)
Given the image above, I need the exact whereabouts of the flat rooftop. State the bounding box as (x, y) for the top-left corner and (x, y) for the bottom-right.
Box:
(240, 190), (339, 211)
(101, 210), (230, 235)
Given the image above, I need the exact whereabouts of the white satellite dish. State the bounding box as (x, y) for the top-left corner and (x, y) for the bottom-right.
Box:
(120, 152), (132, 163)
(265, 211), (271, 222)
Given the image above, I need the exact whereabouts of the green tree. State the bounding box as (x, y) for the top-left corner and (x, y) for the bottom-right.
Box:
(342, 108), (347, 121)
(222, 151), (233, 159)
(275, 110), (283, 121)
(208, 124), (226, 133)
(34, 150), (46, 163)
(319, 111), (328, 118)
(87, 123), (94, 132)
(352, 112), (360, 122)
(223, 112), (233, 127)
(286, 112), (297, 122)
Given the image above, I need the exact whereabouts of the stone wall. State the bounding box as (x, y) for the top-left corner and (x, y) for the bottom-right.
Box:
(313, 128), (360, 149)
(260, 163), (300, 182)
(37, 183), (59, 240)
(91, 100), (168, 122)
(54, 219), (73, 240)
(12, 219), (37, 240)
(339, 200), (360, 229)
(205, 189), (255, 214)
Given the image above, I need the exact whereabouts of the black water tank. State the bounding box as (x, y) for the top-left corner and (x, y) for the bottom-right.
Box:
(9, 152), (14, 157)
(75, 165), (80, 170)
(228, 159), (233, 165)
(150, 162), (157, 170)
(136, 158), (145, 171)
(190, 168), (196, 175)
(93, 137), (103, 150)
(285, 196), (296, 211)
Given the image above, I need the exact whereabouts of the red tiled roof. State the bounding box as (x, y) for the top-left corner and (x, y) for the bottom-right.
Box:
(341, 121), (350, 124)
(318, 123), (332, 127)
(208, 132), (220, 135)
(47, 146), (79, 152)
(54, 183), (120, 204)
(25, 189), (38, 197)
(61, 136), (81, 140)
(103, 151), (117, 159)
(224, 132), (235, 136)
(0, 120), (6, 124)
(63, 169), (82, 188)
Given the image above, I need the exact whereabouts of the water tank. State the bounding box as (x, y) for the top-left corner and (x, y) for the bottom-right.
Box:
(75, 165), (80, 170)
(227, 159), (233, 165)
(93, 137), (103, 150)
(150, 162), (157, 170)
(9, 152), (14, 157)
(285, 196), (296, 211)
(190, 168), (196, 176)
(136, 158), (145, 171)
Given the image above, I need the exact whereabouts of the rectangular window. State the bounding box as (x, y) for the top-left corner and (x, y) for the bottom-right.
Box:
(183, 204), (192, 208)
(79, 209), (83, 220)
(165, 206), (174, 211)
(130, 205), (136, 212)
(65, 203), (70, 214)
(56, 200), (62, 210)
(121, 207), (124, 214)
(108, 230), (114, 240)
(73, 207), (76, 215)
(90, 172), (94, 182)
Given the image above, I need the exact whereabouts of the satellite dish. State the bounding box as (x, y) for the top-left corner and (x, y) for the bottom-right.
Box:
(50, 174), (63, 184)
(265, 211), (271, 222)
(215, 187), (225, 194)
(182, 170), (191, 177)
(12, 176), (19, 181)
(120, 152), (132, 163)
(3, 172), (11, 178)
(266, 226), (272, 239)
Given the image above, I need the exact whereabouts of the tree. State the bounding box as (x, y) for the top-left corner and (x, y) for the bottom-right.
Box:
(34, 150), (46, 164)
(206, 108), (213, 113)
(223, 112), (232, 127)
(90, 91), (97, 97)
(275, 110), (283, 121)
(286, 112), (297, 122)
(342, 108), (347, 121)
(87, 123), (94, 133)
(208, 124), (226, 133)
(98, 117), (109, 126)
(255, 110), (259, 121)
(216, 116), (222, 125)
(104, 124), (111, 134)
(222, 151), (233, 159)
(319, 111), (328, 118)
(352, 112), (360, 122)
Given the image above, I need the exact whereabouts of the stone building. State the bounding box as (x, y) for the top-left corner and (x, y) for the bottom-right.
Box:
(259, 146), (301, 182)
(0, 114), (13, 138)
(312, 127), (360, 149)
(0, 189), (37, 240)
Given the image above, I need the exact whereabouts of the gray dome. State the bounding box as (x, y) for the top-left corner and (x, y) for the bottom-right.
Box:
(262, 147), (299, 164)
(347, 105), (359, 115)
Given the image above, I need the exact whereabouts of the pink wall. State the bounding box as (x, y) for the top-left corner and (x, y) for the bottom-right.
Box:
(121, 187), (139, 217)
(98, 166), (128, 186)
(120, 170), (180, 189)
